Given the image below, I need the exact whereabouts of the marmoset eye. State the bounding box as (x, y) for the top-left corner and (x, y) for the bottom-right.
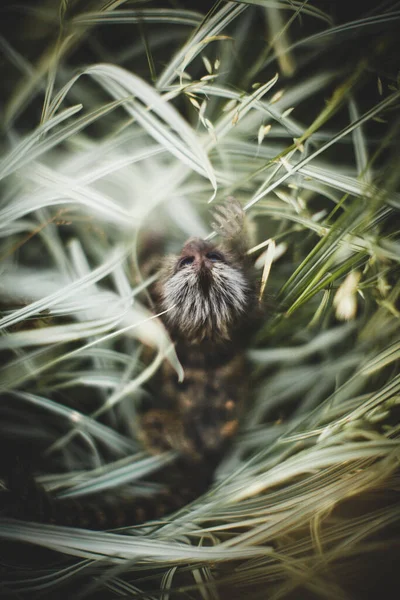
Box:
(178, 256), (195, 268)
(206, 251), (224, 262)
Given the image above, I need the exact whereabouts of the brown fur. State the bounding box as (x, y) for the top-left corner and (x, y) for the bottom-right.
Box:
(139, 199), (257, 462)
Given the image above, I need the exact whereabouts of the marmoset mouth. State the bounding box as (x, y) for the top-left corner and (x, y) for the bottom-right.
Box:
(198, 264), (212, 293)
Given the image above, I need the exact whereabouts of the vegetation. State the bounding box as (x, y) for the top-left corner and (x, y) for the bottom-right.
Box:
(0, 1), (399, 598)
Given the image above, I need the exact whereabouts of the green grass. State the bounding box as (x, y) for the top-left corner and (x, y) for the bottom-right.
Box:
(0, 1), (399, 598)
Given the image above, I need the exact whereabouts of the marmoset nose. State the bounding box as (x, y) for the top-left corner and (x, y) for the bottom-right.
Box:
(193, 254), (213, 271)
(196, 259), (213, 291)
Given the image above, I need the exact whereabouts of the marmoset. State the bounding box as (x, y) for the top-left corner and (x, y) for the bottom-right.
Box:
(2, 198), (258, 529)
(139, 198), (258, 462)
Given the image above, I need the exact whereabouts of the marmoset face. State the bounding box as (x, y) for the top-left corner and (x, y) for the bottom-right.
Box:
(160, 238), (249, 343)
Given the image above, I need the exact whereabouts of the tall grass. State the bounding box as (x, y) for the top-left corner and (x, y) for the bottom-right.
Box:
(0, 1), (399, 598)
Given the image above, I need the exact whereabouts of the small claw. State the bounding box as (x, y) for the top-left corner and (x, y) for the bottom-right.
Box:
(226, 196), (245, 217)
(211, 221), (225, 235)
(215, 202), (242, 222)
(211, 197), (244, 238)
(212, 222), (241, 239)
(212, 211), (228, 228)
(213, 204), (234, 220)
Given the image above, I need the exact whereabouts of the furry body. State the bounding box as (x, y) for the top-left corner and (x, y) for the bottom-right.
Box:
(139, 199), (257, 462)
